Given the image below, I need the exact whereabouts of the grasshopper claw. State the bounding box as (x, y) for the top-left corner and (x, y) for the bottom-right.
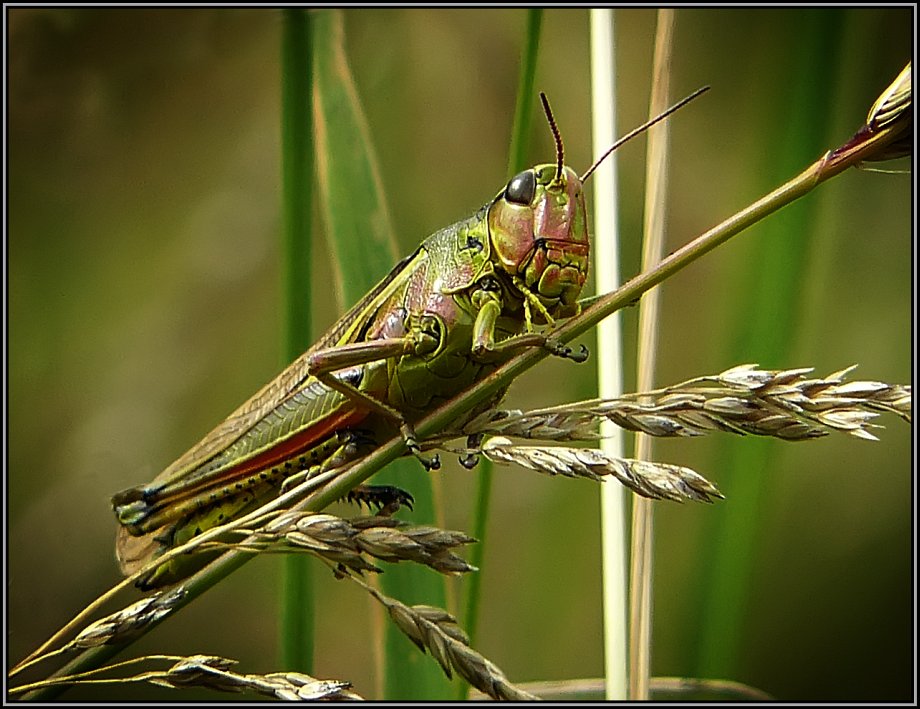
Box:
(459, 452), (480, 469)
(460, 433), (483, 469)
(280, 470), (309, 494)
(544, 337), (590, 363)
(345, 484), (415, 515)
(569, 343), (590, 363)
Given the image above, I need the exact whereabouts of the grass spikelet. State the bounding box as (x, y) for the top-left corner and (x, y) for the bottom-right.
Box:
(480, 438), (723, 504)
(9, 654), (360, 701)
(357, 582), (537, 701)
(457, 364), (910, 444)
(862, 62), (912, 162)
(69, 589), (187, 650)
(199, 512), (477, 577)
(827, 61), (912, 167)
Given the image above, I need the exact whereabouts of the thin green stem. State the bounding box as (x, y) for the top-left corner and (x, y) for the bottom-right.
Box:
(280, 8), (315, 673)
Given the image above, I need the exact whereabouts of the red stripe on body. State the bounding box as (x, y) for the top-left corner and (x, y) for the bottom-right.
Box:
(228, 407), (370, 480)
(155, 406), (370, 507)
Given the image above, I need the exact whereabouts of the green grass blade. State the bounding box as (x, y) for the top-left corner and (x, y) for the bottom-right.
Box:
(313, 11), (399, 295)
(279, 8), (315, 674)
(505, 10), (544, 180)
(311, 9), (449, 699)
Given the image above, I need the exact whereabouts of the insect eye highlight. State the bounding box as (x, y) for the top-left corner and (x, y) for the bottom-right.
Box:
(504, 170), (536, 206)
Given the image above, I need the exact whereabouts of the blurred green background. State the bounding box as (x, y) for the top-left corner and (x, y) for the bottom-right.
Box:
(7, 8), (912, 701)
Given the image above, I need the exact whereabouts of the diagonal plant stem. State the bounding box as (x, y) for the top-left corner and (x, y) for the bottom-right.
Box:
(17, 72), (908, 700)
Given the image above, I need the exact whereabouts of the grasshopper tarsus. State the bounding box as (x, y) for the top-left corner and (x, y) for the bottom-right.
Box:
(401, 423), (441, 471)
(459, 433), (484, 469)
(544, 337), (590, 363)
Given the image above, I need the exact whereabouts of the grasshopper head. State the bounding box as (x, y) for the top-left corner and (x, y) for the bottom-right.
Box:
(487, 163), (589, 319)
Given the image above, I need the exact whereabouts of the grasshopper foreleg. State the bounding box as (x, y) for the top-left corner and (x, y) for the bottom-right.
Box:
(471, 288), (589, 363)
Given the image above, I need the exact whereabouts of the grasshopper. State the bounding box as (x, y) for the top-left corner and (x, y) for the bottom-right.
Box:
(112, 91), (702, 588)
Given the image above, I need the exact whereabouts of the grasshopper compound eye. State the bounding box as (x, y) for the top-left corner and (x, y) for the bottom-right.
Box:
(504, 169), (536, 206)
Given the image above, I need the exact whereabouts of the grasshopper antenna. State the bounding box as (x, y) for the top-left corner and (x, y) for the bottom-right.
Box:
(581, 85), (711, 183)
(539, 92), (565, 184)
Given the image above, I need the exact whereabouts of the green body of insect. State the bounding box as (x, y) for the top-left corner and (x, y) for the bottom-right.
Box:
(112, 154), (591, 588)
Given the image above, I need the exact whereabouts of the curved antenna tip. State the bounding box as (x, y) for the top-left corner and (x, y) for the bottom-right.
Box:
(540, 92), (565, 184)
(581, 85), (711, 182)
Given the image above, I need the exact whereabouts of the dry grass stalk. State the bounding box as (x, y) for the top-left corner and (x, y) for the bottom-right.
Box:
(10, 467), (347, 681)
(196, 512), (477, 577)
(21, 511), (480, 700)
(459, 364), (910, 443)
(480, 438), (723, 504)
(9, 653), (361, 701)
(355, 580), (537, 701)
(143, 655), (361, 700)
(649, 675), (773, 701)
